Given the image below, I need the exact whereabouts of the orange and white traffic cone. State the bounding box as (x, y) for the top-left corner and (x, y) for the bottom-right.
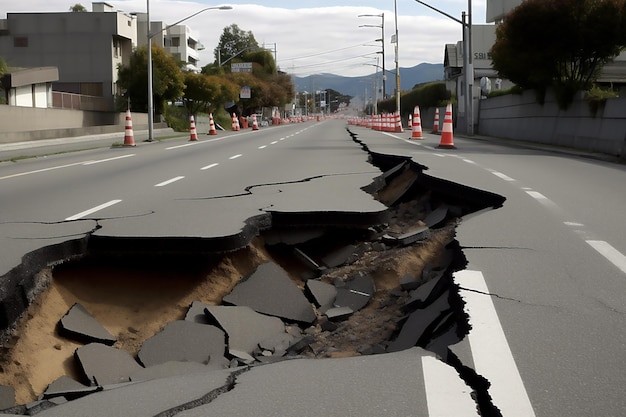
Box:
(432, 108), (440, 134)
(251, 114), (259, 130)
(394, 111), (403, 133)
(208, 113), (217, 135)
(411, 106), (423, 139)
(189, 115), (198, 141)
(437, 103), (456, 149)
(123, 109), (136, 147)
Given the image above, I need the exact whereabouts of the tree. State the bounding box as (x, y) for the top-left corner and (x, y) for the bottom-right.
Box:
(490, 0), (626, 108)
(117, 45), (185, 115)
(214, 24), (259, 66)
(69, 4), (87, 12)
(181, 71), (239, 116)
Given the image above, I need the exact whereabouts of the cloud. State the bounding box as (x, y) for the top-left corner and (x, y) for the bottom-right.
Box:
(2, 0), (488, 76)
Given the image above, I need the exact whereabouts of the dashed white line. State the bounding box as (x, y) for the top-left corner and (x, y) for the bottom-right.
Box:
(455, 270), (536, 417)
(155, 176), (185, 187)
(201, 163), (219, 170)
(83, 154), (135, 165)
(229, 154), (242, 160)
(525, 190), (548, 200)
(65, 199), (122, 221)
(586, 240), (626, 275)
(422, 355), (480, 416)
(258, 145), (267, 149)
(491, 171), (515, 181)
(462, 158), (476, 164)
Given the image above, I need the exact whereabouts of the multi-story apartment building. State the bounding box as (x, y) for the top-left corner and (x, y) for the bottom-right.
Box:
(135, 14), (204, 73)
(0, 2), (206, 111)
(0, 2), (137, 110)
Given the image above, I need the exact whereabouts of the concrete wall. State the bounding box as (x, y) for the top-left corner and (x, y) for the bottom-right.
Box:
(0, 106), (150, 143)
(477, 89), (626, 157)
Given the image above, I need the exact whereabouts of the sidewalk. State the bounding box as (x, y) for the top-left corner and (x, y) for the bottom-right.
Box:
(0, 127), (180, 161)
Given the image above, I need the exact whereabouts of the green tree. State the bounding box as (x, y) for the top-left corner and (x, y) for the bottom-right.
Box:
(181, 71), (239, 116)
(117, 45), (185, 115)
(490, 0), (626, 108)
(214, 24), (259, 66)
(69, 3), (87, 12)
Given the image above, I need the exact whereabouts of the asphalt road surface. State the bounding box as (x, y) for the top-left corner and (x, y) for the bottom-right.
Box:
(1, 119), (626, 416)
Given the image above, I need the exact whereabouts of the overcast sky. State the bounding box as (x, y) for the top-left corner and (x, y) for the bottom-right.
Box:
(2, 0), (488, 77)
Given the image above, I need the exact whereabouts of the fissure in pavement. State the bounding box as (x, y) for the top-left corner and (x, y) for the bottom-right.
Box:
(0, 127), (506, 415)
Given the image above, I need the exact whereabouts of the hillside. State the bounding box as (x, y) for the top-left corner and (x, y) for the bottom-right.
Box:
(292, 63), (444, 98)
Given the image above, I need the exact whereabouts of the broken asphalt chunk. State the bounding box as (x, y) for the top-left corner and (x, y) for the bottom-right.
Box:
(382, 226), (430, 246)
(320, 244), (356, 268)
(42, 376), (101, 401)
(223, 262), (316, 325)
(304, 279), (337, 313)
(0, 385), (14, 410)
(75, 343), (143, 386)
(324, 306), (354, 322)
(333, 272), (375, 312)
(129, 361), (217, 383)
(403, 270), (447, 313)
(387, 290), (452, 353)
(58, 303), (116, 346)
(137, 320), (227, 368)
(203, 305), (286, 355)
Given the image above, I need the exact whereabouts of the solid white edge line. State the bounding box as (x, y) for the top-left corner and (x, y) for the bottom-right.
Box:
(586, 240), (626, 274)
(83, 154), (135, 165)
(422, 355), (479, 417)
(154, 176), (185, 187)
(0, 161), (89, 180)
(455, 270), (536, 417)
(65, 199), (122, 221)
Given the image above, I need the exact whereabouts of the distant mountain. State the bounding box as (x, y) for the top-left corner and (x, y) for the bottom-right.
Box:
(292, 63), (444, 99)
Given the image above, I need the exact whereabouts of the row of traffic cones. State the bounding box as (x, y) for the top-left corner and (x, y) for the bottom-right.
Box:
(347, 103), (455, 149)
(122, 110), (261, 146)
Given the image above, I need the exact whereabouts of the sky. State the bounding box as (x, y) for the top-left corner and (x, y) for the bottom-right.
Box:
(1, 0), (488, 77)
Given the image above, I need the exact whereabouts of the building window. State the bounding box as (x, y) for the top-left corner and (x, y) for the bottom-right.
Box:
(171, 37), (180, 47)
(113, 38), (121, 58)
(14, 37), (28, 47)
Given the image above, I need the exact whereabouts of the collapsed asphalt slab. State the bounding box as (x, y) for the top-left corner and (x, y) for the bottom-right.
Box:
(0, 123), (506, 415)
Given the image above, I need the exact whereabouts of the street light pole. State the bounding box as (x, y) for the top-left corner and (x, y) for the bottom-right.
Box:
(358, 13), (385, 99)
(413, 0), (473, 135)
(146, 3), (232, 142)
(393, 0), (400, 114)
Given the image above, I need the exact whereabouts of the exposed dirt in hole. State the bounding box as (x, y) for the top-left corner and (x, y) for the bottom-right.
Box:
(0, 196), (454, 405)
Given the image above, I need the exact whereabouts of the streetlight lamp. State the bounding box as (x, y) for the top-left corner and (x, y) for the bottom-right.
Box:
(413, 0), (473, 135)
(358, 13), (385, 99)
(146, 3), (232, 142)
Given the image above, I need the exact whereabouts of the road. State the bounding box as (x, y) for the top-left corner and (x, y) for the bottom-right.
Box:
(351, 125), (626, 417)
(1, 119), (625, 416)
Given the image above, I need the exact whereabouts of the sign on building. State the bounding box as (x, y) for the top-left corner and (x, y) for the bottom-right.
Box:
(231, 62), (253, 73)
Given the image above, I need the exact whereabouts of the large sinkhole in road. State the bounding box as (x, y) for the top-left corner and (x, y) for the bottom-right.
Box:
(0, 127), (505, 414)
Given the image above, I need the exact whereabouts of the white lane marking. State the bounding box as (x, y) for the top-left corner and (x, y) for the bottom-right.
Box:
(526, 190), (548, 200)
(422, 355), (480, 417)
(65, 199), (122, 221)
(258, 145), (267, 149)
(455, 270), (536, 417)
(229, 154), (242, 160)
(83, 154), (135, 165)
(201, 163), (219, 170)
(491, 171), (515, 181)
(0, 161), (91, 180)
(462, 158), (476, 164)
(154, 176), (185, 187)
(564, 221), (585, 227)
(586, 240), (626, 275)
(166, 142), (197, 149)
(270, 141), (278, 145)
